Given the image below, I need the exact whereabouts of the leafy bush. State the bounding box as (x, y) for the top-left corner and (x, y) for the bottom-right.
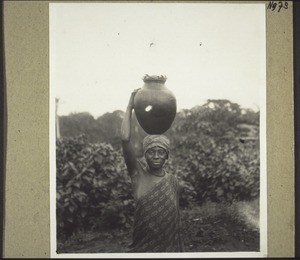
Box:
(165, 100), (260, 206)
(176, 138), (259, 205)
(56, 135), (134, 241)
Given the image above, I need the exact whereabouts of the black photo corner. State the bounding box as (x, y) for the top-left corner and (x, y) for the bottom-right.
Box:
(294, 2), (300, 258)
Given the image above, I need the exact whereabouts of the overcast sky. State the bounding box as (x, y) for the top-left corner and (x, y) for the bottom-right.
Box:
(50, 3), (266, 118)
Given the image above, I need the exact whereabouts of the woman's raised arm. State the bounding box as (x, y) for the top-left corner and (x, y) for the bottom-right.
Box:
(121, 89), (140, 175)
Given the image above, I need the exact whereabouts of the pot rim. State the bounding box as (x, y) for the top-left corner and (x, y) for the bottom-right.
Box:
(143, 74), (167, 84)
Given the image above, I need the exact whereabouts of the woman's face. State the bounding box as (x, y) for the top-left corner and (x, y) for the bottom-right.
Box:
(145, 146), (168, 170)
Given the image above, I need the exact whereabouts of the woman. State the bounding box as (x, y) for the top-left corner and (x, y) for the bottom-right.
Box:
(121, 89), (184, 252)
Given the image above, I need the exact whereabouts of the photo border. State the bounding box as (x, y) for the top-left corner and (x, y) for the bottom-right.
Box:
(49, 2), (267, 258)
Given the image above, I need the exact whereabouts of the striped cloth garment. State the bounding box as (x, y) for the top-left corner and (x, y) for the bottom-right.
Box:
(128, 172), (184, 252)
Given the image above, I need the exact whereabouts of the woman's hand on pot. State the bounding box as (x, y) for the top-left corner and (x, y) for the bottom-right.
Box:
(128, 88), (141, 108)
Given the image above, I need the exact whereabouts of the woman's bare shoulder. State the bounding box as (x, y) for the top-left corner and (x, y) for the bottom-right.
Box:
(130, 159), (146, 179)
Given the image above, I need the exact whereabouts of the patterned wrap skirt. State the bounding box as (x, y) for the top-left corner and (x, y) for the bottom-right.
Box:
(128, 173), (183, 252)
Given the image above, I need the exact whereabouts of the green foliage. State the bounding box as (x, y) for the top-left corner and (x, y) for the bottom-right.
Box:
(56, 134), (134, 241)
(165, 100), (260, 206)
(59, 111), (125, 148)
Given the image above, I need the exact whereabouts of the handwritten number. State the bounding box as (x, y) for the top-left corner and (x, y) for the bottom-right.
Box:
(268, 1), (275, 11)
(268, 1), (277, 11)
(278, 2), (283, 12)
(267, 1), (288, 12)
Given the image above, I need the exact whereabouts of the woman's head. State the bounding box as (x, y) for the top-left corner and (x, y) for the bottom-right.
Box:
(143, 135), (170, 170)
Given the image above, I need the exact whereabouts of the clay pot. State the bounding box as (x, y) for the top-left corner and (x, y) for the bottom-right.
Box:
(133, 75), (177, 134)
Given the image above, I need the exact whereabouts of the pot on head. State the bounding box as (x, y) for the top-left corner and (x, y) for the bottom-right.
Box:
(133, 75), (177, 134)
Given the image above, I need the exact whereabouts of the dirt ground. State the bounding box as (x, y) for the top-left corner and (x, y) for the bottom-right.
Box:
(57, 208), (259, 254)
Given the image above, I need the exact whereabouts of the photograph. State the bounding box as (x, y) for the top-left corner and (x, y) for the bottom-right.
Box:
(49, 2), (267, 258)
